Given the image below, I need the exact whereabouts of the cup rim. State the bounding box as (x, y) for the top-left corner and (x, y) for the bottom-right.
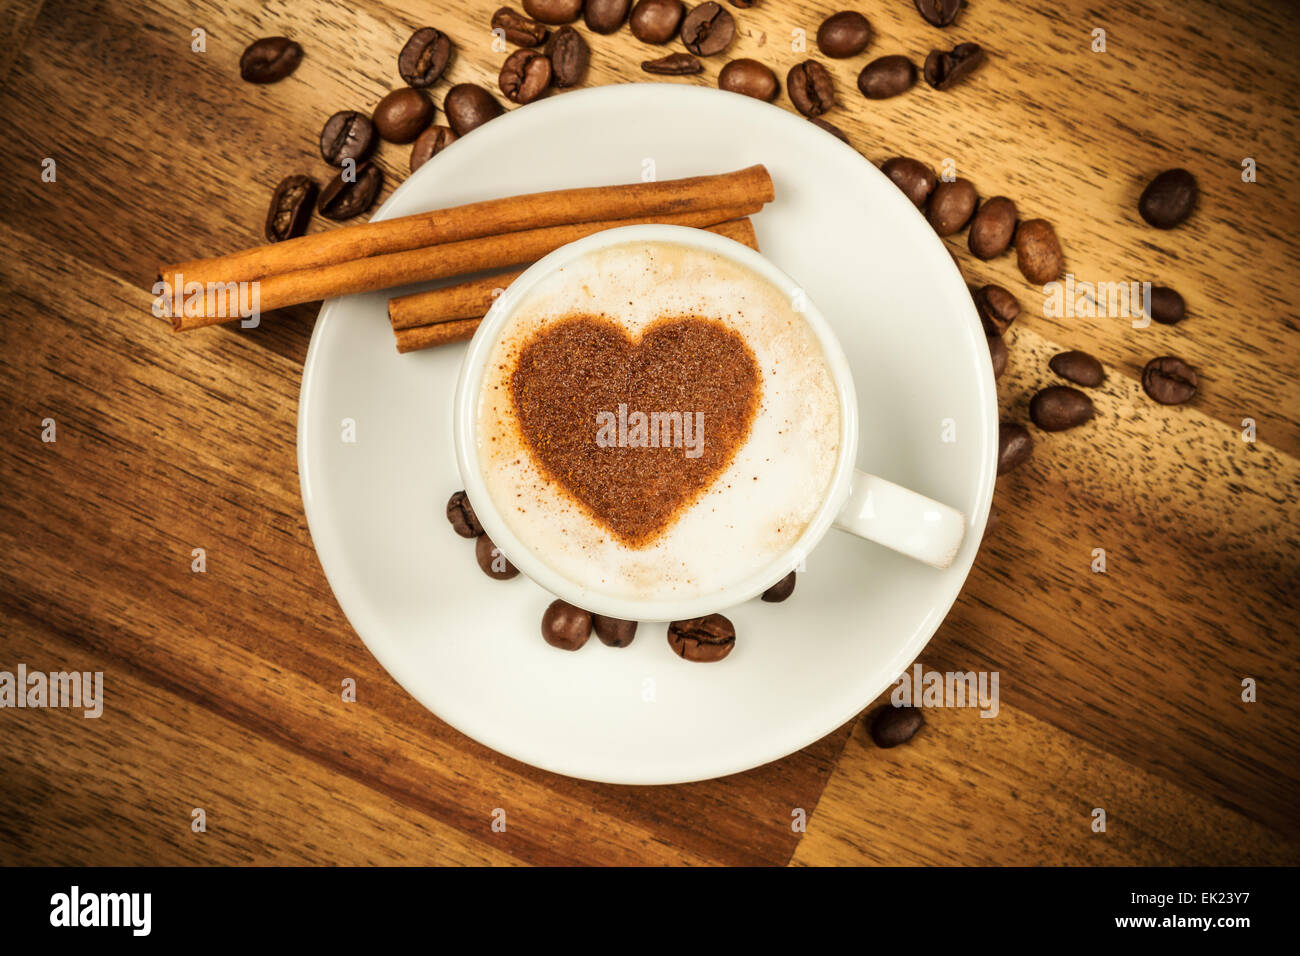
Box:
(452, 223), (860, 622)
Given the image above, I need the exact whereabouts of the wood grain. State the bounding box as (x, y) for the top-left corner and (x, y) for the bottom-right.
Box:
(0, 0), (1296, 866)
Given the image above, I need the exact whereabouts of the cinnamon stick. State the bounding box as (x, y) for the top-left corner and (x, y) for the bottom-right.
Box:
(390, 217), (759, 331)
(393, 218), (761, 354)
(158, 164), (773, 294)
(166, 202), (763, 330)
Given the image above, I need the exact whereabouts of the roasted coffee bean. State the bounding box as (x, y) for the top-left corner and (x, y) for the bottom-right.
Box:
(681, 2), (735, 56)
(409, 125), (458, 173)
(987, 333), (1008, 379)
(983, 505), (1000, 541)
(524, 0), (584, 23)
(1142, 356), (1198, 405)
(968, 195), (1017, 259)
(317, 162), (383, 220)
(787, 60), (834, 116)
(810, 116), (850, 143)
(373, 88), (434, 143)
(718, 58), (778, 101)
(997, 422), (1034, 475)
(264, 175), (317, 243)
(974, 284), (1019, 336)
(445, 490), (483, 537)
(1149, 285), (1186, 325)
(585, 0), (631, 33)
(913, 0), (963, 27)
(761, 571), (796, 603)
(1030, 385), (1094, 431)
(240, 37), (303, 83)
(546, 26), (590, 87)
(443, 83), (504, 136)
(641, 52), (703, 74)
(592, 614), (638, 647)
(881, 157), (937, 208)
(630, 0), (684, 43)
(817, 11), (871, 58)
(542, 600), (591, 650)
(927, 177), (978, 235)
(869, 706), (924, 748)
(1138, 168), (1197, 229)
(492, 7), (549, 47)
(476, 533), (520, 579)
(1015, 218), (1064, 283)
(857, 55), (915, 99)
(399, 27), (453, 87)
(923, 42), (983, 90)
(729, 0), (755, 6)
(319, 111), (376, 166)
(499, 48), (552, 104)
(1049, 350), (1105, 387)
(667, 614), (736, 662)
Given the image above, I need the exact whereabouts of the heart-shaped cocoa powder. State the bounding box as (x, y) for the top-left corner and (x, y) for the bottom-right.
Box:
(510, 315), (761, 547)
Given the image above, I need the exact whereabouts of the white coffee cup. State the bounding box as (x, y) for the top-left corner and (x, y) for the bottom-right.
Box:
(454, 224), (966, 622)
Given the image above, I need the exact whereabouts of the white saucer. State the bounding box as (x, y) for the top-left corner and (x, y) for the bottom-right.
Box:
(298, 84), (996, 785)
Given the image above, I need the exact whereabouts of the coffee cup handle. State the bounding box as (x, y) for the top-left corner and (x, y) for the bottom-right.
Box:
(832, 471), (966, 569)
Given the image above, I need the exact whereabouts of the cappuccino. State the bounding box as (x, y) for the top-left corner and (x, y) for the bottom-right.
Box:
(476, 239), (841, 604)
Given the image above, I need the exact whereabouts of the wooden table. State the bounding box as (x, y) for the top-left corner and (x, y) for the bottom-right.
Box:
(0, 0), (1296, 866)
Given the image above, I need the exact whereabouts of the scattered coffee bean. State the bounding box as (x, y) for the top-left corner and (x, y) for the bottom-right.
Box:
(913, 0), (963, 27)
(987, 333), (1008, 379)
(729, 0), (755, 6)
(1029, 385), (1094, 431)
(476, 533), (520, 580)
(809, 116), (850, 143)
(1138, 168), (1197, 229)
(544, 26), (590, 87)
(719, 59), (778, 101)
(444, 84), (504, 136)
(398, 27), (453, 87)
(968, 195), (1017, 259)
(630, 0), (685, 43)
(492, 7), (549, 47)
(983, 505), (1000, 540)
(446, 490), (483, 537)
(499, 48), (552, 104)
(761, 571), (796, 602)
(1048, 350), (1105, 387)
(524, 0), (584, 23)
(923, 42), (984, 90)
(373, 88), (434, 143)
(641, 52), (703, 74)
(264, 175), (317, 243)
(681, 2), (735, 57)
(1142, 356), (1198, 405)
(817, 11), (871, 59)
(927, 177), (978, 235)
(240, 37), (303, 83)
(974, 284), (1019, 336)
(317, 162), (383, 220)
(857, 55), (915, 99)
(319, 110), (376, 166)
(1149, 285), (1186, 325)
(592, 614), (638, 647)
(1015, 218), (1064, 283)
(869, 705), (923, 748)
(410, 125), (458, 173)
(585, 0), (631, 33)
(881, 157), (937, 208)
(787, 60), (835, 117)
(541, 600), (591, 649)
(997, 422), (1034, 474)
(667, 613), (736, 662)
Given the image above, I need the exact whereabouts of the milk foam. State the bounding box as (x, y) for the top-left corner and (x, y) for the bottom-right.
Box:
(476, 239), (841, 604)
